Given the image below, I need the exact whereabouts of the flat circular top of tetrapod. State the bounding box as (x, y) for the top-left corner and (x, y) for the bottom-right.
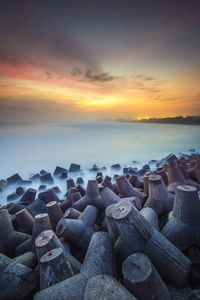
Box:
(63, 208), (72, 218)
(177, 185), (197, 192)
(63, 207), (81, 218)
(35, 229), (54, 247)
(15, 208), (27, 215)
(111, 201), (133, 219)
(40, 247), (63, 263)
(46, 201), (57, 207)
(105, 203), (117, 217)
(148, 174), (161, 182)
(35, 213), (48, 219)
(122, 253), (151, 282)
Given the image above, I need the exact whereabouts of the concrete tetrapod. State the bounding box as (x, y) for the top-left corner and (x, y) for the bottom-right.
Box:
(0, 253), (37, 300)
(8, 202), (26, 215)
(143, 174), (149, 196)
(102, 175), (115, 191)
(39, 247), (74, 290)
(116, 175), (146, 204)
(187, 155), (200, 183)
(101, 187), (142, 210)
(16, 186), (25, 196)
(100, 186), (120, 207)
(66, 178), (75, 190)
(144, 174), (173, 215)
(122, 253), (170, 300)
(103, 189), (158, 241)
(110, 201), (191, 286)
(0, 209), (30, 257)
(35, 229), (81, 273)
(73, 180), (105, 212)
(13, 251), (37, 269)
(34, 231), (116, 300)
(178, 162), (200, 190)
(66, 187), (79, 203)
(105, 204), (120, 242)
(71, 192), (82, 206)
(56, 205), (98, 252)
(18, 188), (36, 205)
(27, 198), (44, 216)
(15, 208), (34, 234)
(84, 275), (136, 300)
(46, 201), (63, 231)
(140, 207), (159, 230)
(162, 185), (200, 250)
(156, 167), (168, 186)
(128, 174), (138, 187)
(15, 237), (33, 257)
(167, 155), (185, 193)
(38, 188), (59, 204)
(32, 213), (52, 252)
(16, 213), (52, 256)
(63, 207), (81, 219)
(77, 184), (86, 197)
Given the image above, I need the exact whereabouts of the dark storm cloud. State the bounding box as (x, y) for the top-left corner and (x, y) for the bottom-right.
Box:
(85, 70), (115, 82)
(1, 0), (199, 70)
(0, 0), (96, 69)
(71, 68), (116, 82)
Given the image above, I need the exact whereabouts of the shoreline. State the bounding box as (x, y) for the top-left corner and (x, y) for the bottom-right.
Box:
(117, 120), (200, 126)
(117, 115), (200, 126)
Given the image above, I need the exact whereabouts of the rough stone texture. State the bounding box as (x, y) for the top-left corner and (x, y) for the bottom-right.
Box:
(35, 230), (81, 274)
(144, 174), (172, 215)
(40, 247), (74, 290)
(140, 207), (159, 229)
(13, 251), (37, 269)
(73, 180), (105, 212)
(116, 175), (146, 203)
(162, 185), (200, 250)
(167, 283), (192, 300)
(84, 275), (136, 300)
(0, 253), (38, 300)
(34, 231), (116, 300)
(111, 201), (191, 286)
(56, 205), (98, 252)
(122, 253), (170, 300)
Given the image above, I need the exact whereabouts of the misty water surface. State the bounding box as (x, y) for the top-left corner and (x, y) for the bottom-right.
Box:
(0, 121), (199, 204)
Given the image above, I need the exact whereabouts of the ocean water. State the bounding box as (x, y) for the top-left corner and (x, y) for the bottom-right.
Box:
(0, 121), (199, 204)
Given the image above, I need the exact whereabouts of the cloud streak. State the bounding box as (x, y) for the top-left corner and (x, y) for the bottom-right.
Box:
(71, 68), (116, 82)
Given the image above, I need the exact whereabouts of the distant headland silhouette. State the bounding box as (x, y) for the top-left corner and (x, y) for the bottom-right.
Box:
(118, 116), (200, 126)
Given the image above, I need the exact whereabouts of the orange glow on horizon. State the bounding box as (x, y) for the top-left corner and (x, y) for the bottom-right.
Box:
(0, 59), (200, 121)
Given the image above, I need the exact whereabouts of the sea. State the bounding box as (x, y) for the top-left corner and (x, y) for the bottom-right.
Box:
(0, 121), (199, 204)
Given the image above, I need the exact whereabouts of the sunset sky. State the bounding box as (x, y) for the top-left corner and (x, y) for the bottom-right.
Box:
(0, 0), (200, 124)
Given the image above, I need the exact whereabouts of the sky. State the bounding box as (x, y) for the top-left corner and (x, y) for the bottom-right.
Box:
(0, 0), (200, 124)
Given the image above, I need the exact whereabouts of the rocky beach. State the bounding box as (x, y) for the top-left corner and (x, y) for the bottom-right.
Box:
(0, 150), (200, 299)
